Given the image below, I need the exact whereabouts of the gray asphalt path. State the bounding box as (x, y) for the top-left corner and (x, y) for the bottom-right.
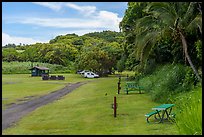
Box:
(2, 82), (85, 130)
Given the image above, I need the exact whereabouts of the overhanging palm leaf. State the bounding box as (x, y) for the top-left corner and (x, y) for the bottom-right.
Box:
(134, 2), (202, 80)
(134, 13), (166, 69)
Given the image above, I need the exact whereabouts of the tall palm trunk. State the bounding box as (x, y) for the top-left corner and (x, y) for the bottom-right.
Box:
(179, 31), (202, 81)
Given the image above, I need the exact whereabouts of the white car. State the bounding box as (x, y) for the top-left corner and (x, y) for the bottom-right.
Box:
(84, 72), (99, 78)
(79, 70), (89, 76)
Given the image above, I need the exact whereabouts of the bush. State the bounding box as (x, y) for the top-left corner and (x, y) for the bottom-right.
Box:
(182, 66), (198, 91)
(174, 86), (202, 135)
(139, 64), (190, 103)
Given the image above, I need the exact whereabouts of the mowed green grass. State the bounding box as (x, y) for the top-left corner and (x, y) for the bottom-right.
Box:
(2, 74), (179, 135)
(2, 74), (94, 108)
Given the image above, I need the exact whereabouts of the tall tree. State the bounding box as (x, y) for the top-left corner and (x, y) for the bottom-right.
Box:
(119, 2), (150, 70)
(133, 2), (202, 81)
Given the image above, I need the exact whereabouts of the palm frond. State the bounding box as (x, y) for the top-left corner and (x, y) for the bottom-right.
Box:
(134, 28), (161, 62)
(182, 2), (199, 29)
(186, 15), (201, 33)
(148, 2), (178, 25)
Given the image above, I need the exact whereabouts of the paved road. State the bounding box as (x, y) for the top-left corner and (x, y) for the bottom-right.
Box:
(2, 82), (85, 130)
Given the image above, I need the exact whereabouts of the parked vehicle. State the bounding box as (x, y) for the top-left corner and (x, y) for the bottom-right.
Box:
(79, 70), (89, 75)
(76, 70), (83, 74)
(84, 71), (99, 78)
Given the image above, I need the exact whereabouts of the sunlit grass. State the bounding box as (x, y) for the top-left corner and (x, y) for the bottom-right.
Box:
(2, 76), (179, 135)
(175, 87), (202, 135)
(2, 74), (94, 108)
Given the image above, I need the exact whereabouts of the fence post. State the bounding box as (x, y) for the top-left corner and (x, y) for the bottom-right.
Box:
(118, 76), (121, 94)
(114, 96), (116, 117)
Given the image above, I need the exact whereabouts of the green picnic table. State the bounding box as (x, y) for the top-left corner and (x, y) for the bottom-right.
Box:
(124, 82), (144, 94)
(145, 104), (175, 123)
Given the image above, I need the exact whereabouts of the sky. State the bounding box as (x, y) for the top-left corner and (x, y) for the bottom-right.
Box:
(2, 2), (128, 46)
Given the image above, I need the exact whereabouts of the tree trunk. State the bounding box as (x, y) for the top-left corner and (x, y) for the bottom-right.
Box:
(179, 31), (202, 81)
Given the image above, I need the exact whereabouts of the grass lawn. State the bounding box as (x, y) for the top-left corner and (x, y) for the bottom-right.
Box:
(2, 74), (94, 109)
(2, 74), (179, 135)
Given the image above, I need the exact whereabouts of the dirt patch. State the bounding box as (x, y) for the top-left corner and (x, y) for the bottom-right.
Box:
(2, 82), (86, 130)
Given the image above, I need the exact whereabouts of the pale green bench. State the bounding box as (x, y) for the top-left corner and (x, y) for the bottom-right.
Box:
(145, 110), (161, 123)
(124, 82), (144, 94)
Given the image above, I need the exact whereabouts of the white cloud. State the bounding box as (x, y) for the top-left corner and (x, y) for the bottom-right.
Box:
(30, 2), (122, 31)
(9, 11), (122, 32)
(32, 2), (63, 11)
(2, 33), (48, 46)
(33, 2), (96, 16)
(96, 11), (122, 30)
(65, 3), (96, 16)
(12, 17), (101, 28)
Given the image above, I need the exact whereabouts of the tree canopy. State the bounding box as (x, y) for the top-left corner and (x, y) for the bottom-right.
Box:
(120, 2), (202, 80)
(2, 31), (124, 76)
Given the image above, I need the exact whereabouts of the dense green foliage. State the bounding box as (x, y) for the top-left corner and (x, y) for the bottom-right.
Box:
(2, 31), (124, 76)
(83, 30), (124, 43)
(120, 2), (202, 80)
(139, 64), (197, 103)
(2, 61), (72, 74)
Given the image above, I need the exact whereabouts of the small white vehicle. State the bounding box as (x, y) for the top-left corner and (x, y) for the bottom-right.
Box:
(84, 71), (99, 78)
(79, 70), (89, 76)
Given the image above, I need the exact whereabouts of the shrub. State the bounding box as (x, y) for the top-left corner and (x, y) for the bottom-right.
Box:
(174, 86), (202, 135)
(139, 64), (189, 103)
(182, 66), (198, 91)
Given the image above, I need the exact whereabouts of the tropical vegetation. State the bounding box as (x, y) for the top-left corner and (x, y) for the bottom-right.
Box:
(119, 2), (202, 80)
(2, 2), (202, 135)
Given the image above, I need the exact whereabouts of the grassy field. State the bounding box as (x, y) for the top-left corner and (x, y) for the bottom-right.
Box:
(2, 74), (94, 108)
(2, 74), (179, 135)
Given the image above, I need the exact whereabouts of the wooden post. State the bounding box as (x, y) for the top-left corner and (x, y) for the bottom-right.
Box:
(118, 76), (121, 94)
(117, 82), (121, 94)
(114, 96), (116, 117)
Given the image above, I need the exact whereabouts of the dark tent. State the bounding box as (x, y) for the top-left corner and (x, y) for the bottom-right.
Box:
(29, 66), (49, 76)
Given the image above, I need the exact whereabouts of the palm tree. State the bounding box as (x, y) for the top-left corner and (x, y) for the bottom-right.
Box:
(134, 2), (202, 81)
